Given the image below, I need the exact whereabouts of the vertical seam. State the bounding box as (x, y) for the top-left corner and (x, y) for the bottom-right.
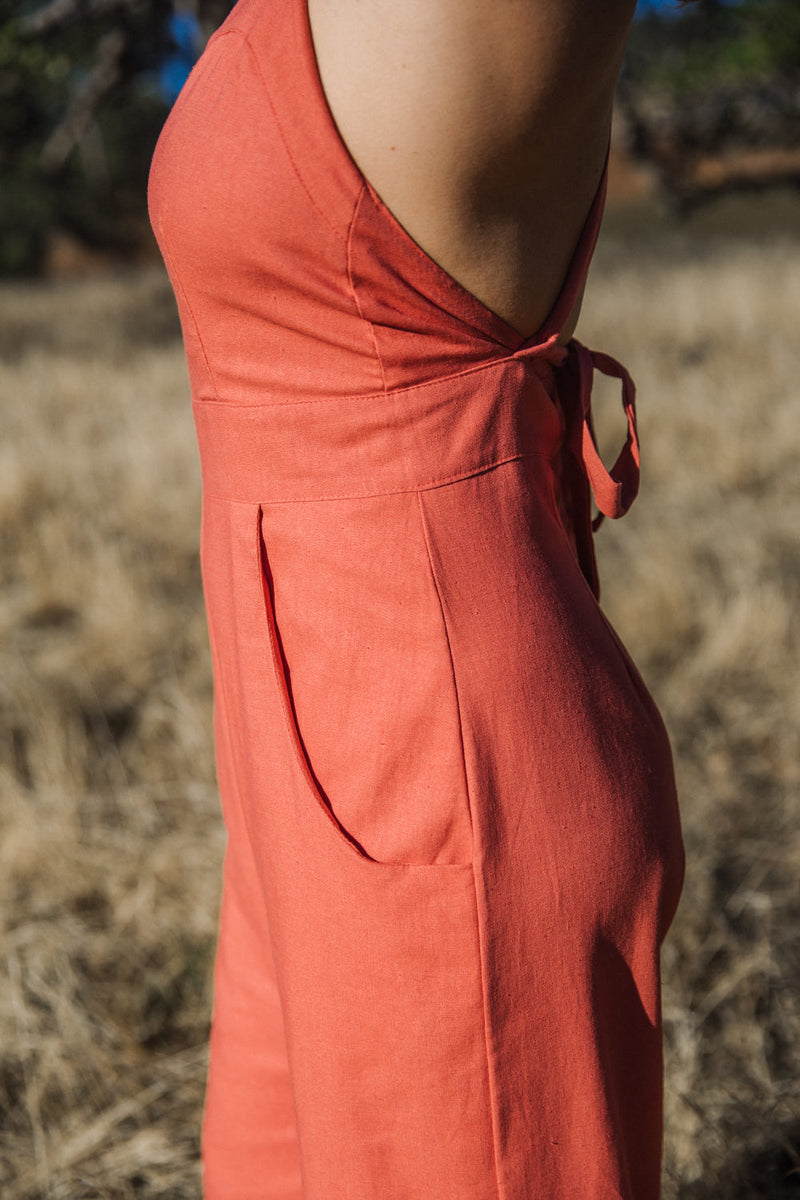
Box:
(347, 182), (388, 395)
(156, 219), (221, 401)
(415, 490), (504, 1199)
(472, 862), (505, 1200)
(229, 38), (388, 400)
(240, 32), (347, 244)
(415, 491), (473, 856)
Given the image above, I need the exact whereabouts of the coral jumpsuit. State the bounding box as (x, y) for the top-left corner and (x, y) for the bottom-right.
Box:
(148, 1), (685, 1196)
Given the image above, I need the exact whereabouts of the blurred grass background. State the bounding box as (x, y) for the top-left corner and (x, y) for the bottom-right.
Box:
(1, 1), (800, 1197)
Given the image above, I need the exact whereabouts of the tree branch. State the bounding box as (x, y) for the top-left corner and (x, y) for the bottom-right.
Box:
(39, 28), (127, 172)
(21, 0), (144, 38)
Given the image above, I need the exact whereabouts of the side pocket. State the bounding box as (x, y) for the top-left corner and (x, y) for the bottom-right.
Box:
(257, 504), (376, 863)
(256, 500), (474, 869)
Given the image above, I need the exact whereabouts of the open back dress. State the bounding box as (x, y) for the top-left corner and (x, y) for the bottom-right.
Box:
(148, 1), (686, 1196)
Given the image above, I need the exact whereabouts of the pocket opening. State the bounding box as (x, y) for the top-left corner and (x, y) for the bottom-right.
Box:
(257, 505), (379, 863)
(256, 503), (474, 870)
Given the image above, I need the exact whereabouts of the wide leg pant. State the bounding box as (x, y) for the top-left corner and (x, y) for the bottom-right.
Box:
(193, 368), (685, 1199)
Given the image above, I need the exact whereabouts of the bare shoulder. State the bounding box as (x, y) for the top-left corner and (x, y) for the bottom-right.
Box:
(307, 0), (638, 337)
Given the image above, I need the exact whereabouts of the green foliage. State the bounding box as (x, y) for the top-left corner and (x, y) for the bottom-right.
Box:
(621, 0), (800, 173)
(0, 0), (175, 275)
(627, 0), (800, 94)
(0, 15), (63, 272)
(2, 0), (798, 275)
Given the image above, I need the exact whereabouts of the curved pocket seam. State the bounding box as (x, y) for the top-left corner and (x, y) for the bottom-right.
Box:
(256, 503), (473, 871)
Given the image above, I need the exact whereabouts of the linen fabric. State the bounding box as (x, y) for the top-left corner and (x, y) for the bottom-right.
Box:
(148, 1), (686, 1196)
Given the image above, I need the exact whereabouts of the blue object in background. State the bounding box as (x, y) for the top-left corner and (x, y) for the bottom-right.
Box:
(635, 0), (740, 13)
(635, 0), (691, 15)
(158, 11), (202, 105)
(152, 2), (734, 105)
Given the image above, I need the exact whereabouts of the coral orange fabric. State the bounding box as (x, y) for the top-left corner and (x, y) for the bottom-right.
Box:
(148, 2), (685, 1196)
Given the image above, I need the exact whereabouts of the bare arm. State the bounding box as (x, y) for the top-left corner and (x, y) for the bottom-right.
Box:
(308, 0), (637, 341)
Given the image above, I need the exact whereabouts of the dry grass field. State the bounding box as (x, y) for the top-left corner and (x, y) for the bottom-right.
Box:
(1, 207), (799, 1198)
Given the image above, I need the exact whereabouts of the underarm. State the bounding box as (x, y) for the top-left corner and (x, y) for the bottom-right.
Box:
(308, 0), (637, 339)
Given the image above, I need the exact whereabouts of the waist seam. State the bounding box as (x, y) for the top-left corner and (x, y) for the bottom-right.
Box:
(200, 448), (553, 507)
(190, 352), (540, 411)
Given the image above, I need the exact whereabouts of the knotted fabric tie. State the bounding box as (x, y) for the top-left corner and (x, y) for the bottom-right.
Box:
(518, 334), (640, 531)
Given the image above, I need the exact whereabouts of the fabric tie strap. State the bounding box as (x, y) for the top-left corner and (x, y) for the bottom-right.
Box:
(569, 340), (639, 530)
(517, 335), (640, 531)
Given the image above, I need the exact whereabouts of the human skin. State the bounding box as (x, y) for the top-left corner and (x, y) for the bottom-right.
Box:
(307, 0), (639, 344)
